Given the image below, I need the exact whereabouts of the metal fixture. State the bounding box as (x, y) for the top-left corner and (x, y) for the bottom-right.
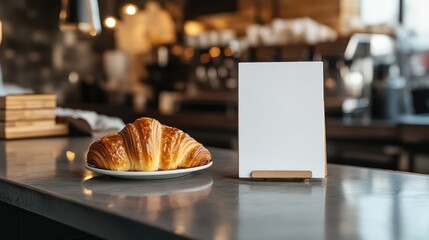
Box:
(59, 0), (101, 36)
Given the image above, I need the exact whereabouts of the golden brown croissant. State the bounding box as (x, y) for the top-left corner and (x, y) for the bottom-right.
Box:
(86, 117), (212, 171)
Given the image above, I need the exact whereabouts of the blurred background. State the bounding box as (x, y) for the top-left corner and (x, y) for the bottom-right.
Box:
(1, 0), (429, 173)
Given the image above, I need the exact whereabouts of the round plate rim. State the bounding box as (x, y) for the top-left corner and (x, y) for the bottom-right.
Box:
(84, 161), (213, 177)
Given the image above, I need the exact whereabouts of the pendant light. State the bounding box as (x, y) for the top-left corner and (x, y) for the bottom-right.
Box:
(103, 0), (119, 29)
(59, 0), (102, 36)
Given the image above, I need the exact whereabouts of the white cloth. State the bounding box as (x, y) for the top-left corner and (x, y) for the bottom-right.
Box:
(0, 83), (34, 96)
(56, 107), (125, 132)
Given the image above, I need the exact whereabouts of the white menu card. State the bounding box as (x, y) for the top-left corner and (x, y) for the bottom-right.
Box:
(238, 62), (326, 178)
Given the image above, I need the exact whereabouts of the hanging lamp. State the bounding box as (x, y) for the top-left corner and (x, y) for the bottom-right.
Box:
(59, 0), (102, 36)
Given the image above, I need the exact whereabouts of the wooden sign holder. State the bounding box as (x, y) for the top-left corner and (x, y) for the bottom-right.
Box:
(251, 170), (312, 180)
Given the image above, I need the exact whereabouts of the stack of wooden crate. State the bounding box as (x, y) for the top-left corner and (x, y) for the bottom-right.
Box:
(0, 94), (69, 139)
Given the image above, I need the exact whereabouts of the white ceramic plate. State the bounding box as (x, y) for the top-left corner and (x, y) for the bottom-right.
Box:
(84, 162), (213, 180)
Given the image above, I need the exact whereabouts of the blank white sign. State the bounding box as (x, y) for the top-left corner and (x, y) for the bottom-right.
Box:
(239, 62), (326, 178)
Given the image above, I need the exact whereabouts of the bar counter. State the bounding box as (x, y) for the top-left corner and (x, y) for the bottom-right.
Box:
(1, 137), (429, 239)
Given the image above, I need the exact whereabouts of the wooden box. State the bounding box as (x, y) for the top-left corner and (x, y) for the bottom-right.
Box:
(0, 94), (68, 139)
(0, 94), (56, 110)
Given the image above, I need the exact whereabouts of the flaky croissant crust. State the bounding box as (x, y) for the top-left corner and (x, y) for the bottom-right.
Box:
(86, 117), (212, 171)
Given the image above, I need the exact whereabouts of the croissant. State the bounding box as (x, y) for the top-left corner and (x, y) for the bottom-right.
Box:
(86, 117), (212, 171)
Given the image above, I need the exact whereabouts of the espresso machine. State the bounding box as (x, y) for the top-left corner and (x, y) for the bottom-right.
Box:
(336, 33), (412, 120)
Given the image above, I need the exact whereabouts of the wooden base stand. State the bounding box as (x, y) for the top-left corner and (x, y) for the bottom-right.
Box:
(251, 170), (312, 180)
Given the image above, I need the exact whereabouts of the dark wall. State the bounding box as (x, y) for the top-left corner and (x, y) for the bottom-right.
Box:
(0, 0), (109, 104)
(0, 0), (238, 104)
(0, 0), (61, 91)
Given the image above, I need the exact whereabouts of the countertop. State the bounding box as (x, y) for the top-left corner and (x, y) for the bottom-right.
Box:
(65, 101), (429, 144)
(326, 115), (429, 143)
(1, 137), (429, 240)
(62, 103), (429, 146)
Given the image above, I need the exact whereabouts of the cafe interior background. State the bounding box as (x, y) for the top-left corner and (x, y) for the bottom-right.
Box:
(0, 0), (429, 174)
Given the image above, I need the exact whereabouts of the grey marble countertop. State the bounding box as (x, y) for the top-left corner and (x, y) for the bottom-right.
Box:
(1, 137), (429, 240)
